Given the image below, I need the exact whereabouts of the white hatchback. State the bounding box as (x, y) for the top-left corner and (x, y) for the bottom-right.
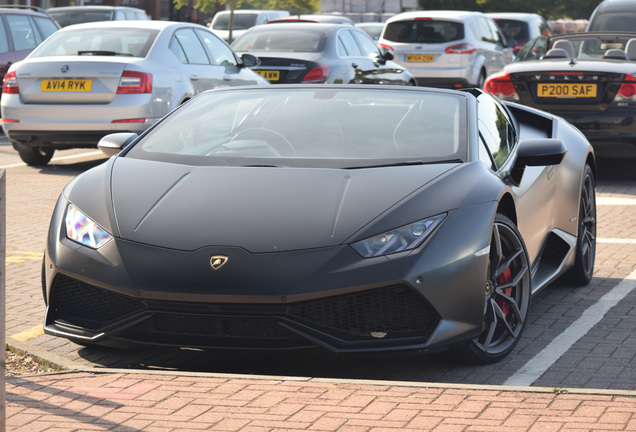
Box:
(378, 10), (514, 89)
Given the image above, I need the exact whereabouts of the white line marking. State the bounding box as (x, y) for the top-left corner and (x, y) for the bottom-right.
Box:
(0, 150), (103, 169)
(597, 197), (636, 206)
(505, 268), (636, 387)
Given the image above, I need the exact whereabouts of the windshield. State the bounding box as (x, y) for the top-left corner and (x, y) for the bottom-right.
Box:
(125, 87), (467, 168)
(383, 20), (464, 43)
(232, 29), (325, 52)
(212, 13), (258, 30)
(30, 28), (159, 57)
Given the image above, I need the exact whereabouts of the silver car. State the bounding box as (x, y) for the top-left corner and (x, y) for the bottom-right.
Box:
(1, 20), (268, 165)
(378, 10), (514, 88)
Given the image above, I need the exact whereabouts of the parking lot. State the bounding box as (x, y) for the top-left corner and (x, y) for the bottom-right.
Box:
(2, 132), (636, 391)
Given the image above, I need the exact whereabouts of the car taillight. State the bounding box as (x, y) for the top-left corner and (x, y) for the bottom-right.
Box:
(379, 43), (393, 52)
(302, 66), (331, 83)
(484, 71), (519, 101)
(512, 41), (528, 54)
(2, 71), (19, 94)
(615, 73), (636, 102)
(116, 71), (152, 94)
(445, 43), (476, 54)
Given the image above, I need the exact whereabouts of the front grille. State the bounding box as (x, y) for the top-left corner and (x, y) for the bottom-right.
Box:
(50, 274), (145, 330)
(49, 275), (440, 349)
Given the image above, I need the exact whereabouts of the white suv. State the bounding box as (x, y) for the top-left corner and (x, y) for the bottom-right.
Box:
(378, 10), (513, 88)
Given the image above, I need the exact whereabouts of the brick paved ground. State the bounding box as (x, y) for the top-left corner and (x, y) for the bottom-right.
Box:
(7, 371), (636, 431)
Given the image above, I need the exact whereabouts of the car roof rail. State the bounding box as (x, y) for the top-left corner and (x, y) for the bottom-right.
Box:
(0, 4), (46, 13)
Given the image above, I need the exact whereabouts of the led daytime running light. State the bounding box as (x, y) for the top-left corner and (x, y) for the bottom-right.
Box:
(65, 204), (112, 249)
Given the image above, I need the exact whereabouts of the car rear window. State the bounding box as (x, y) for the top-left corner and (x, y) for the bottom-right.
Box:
(48, 10), (114, 27)
(383, 19), (464, 43)
(232, 30), (326, 53)
(212, 13), (258, 30)
(30, 28), (159, 58)
(492, 19), (529, 43)
(588, 12), (636, 32)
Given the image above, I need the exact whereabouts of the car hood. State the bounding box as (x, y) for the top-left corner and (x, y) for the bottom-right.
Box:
(103, 158), (459, 253)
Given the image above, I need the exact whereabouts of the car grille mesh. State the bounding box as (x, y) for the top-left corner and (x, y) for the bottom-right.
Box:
(49, 274), (440, 347)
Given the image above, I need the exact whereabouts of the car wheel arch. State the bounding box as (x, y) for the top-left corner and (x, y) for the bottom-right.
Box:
(496, 193), (517, 226)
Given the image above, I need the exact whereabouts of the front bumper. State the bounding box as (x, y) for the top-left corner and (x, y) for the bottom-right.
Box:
(44, 197), (495, 353)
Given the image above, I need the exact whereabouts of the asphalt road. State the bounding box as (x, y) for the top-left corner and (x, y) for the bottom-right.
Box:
(2, 134), (636, 391)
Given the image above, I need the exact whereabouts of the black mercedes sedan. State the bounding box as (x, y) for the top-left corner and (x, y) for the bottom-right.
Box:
(230, 23), (415, 85)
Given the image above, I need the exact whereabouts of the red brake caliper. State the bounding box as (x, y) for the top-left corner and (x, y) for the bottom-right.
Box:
(496, 258), (512, 316)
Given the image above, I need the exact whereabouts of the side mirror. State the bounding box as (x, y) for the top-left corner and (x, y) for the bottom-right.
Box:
(240, 53), (260, 68)
(516, 138), (567, 167)
(382, 49), (394, 61)
(508, 138), (567, 186)
(97, 132), (138, 157)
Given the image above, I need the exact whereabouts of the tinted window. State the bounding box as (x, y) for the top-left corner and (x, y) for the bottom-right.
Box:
(493, 19), (530, 43)
(212, 13), (258, 30)
(232, 30), (325, 53)
(383, 19), (464, 43)
(589, 12), (636, 32)
(195, 28), (236, 66)
(49, 10), (113, 27)
(477, 93), (514, 170)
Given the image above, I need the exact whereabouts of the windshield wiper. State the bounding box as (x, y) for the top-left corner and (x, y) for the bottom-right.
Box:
(77, 50), (132, 56)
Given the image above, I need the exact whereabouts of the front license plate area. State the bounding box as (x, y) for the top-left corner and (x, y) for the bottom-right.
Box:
(41, 79), (92, 92)
(406, 54), (434, 63)
(537, 83), (597, 98)
(255, 70), (280, 81)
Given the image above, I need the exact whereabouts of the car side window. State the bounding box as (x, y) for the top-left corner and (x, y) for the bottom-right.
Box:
(475, 17), (495, 43)
(478, 136), (496, 170)
(351, 29), (381, 58)
(486, 19), (505, 47)
(172, 28), (210, 65)
(6, 14), (38, 51)
(338, 30), (362, 57)
(33, 16), (59, 41)
(0, 20), (9, 54)
(477, 93), (514, 170)
(194, 28), (237, 66)
(515, 36), (547, 61)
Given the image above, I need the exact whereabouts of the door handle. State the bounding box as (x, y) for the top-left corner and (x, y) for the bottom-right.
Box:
(351, 63), (358, 68)
(190, 75), (200, 81)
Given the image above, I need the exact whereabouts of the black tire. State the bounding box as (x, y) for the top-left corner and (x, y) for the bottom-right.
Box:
(560, 164), (596, 286)
(476, 70), (486, 89)
(18, 147), (54, 166)
(451, 214), (531, 364)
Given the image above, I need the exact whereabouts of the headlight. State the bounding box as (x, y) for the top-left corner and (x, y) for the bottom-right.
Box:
(65, 204), (112, 249)
(351, 214), (446, 258)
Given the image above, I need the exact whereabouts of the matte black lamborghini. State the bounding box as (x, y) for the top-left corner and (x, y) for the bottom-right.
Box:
(43, 85), (596, 363)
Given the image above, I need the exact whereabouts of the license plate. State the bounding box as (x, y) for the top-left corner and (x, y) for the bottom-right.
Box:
(41, 79), (92, 92)
(255, 70), (280, 81)
(406, 54), (434, 63)
(537, 83), (597, 98)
